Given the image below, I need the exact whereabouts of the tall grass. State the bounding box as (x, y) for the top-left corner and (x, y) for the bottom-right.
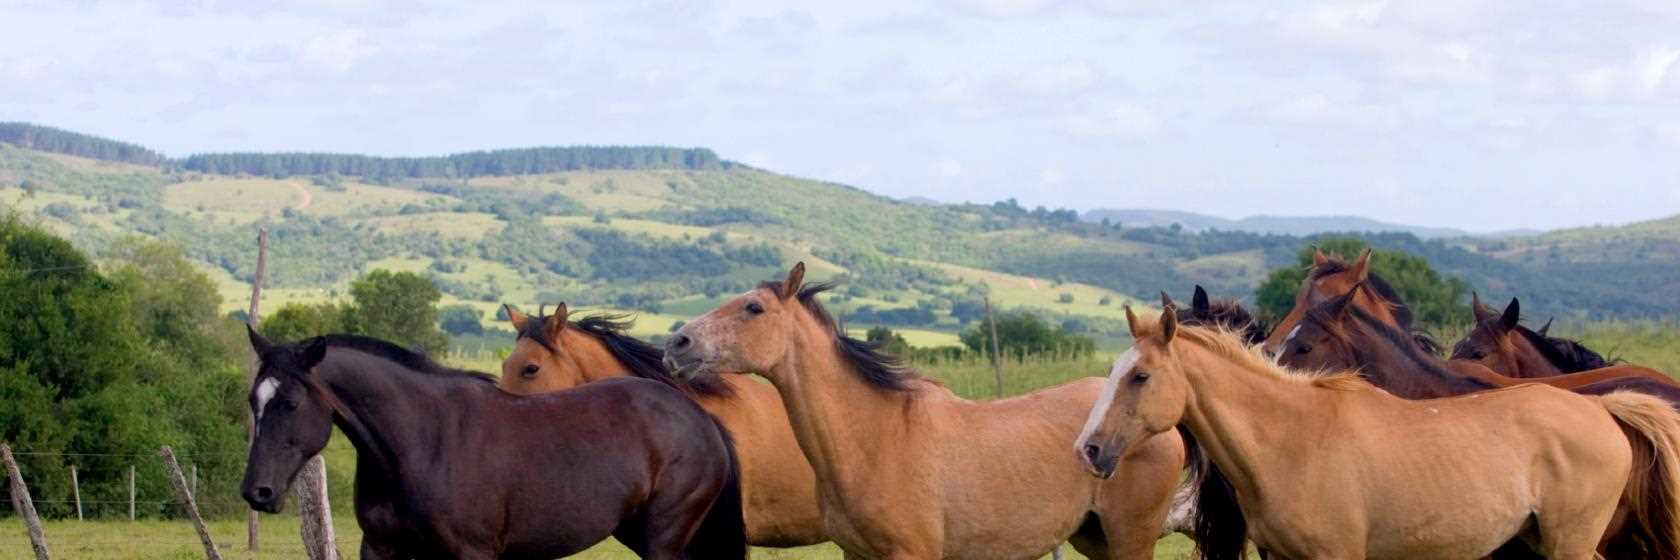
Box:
(913, 351), (1114, 399)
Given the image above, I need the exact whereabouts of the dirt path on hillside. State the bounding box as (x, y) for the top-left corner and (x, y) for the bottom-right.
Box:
(292, 182), (313, 210)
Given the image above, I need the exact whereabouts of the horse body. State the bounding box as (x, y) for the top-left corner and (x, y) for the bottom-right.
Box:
(1082, 313), (1652, 560)
(500, 308), (826, 547)
(241, 333), (745, 560)
(667, 264), (1183, 560)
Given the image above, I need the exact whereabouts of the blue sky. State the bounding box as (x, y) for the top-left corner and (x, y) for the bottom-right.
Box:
(4, 0), (1678, 232)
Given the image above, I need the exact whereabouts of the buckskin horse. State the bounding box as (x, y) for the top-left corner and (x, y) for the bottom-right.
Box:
(1080, 306), (1680, 560)
(497, 305), (826, 547)
(239, 327), (746, 560)
(665, 263), (1184, 560)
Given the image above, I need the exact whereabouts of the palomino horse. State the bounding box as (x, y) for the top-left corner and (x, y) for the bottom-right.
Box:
(665, 263), (1185, 560)
(1261, 248), (1440, 356)
(239, 328), (746, 560)
(498, 305), (826, 547)
(1451, 295), (1636, 379)
(1280, 293), (1680, 558)
(1079, 306), (1680, 560)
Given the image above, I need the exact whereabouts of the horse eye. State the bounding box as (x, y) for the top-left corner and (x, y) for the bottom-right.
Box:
(1295, 343), (1313, 355)
(521, 364), (539, 379)
(1469, 351), (1485, 360)
(745, 302), (765, 315)
(1131, 372), (1150, 384)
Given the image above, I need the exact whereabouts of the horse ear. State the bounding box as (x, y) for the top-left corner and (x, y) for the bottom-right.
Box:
(1125, 306), (1143, 339)
(505, 304), (529, 331)
(781, 262), (806, 301)
(1160, 304), (1178, 344)
(1191, 285), (1210, 314)
(1329, 284), (1359, 315)
(1350, 248), (1373, 282)
(1312, 247), (1329, 267)
(1159, 290), (1175, 310)
(1538, 317), (1554, 336)
(544, 303), (569, 342)
(1499, 298), (1520, 333)
(246, 323), (273, 355)
(299, 337), (328, 369)
(1471, 292), (1491, 323)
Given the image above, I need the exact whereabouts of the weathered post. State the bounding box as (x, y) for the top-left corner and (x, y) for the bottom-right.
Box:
(295, 456), (338, 560)
(128, 465), (136, 521)
(246, 227), (267, 551)
(70, 465), (81, 521)
(983, 293), (1004, 398)
(3, 443), (51, 560)
(161, 446), (223, 560)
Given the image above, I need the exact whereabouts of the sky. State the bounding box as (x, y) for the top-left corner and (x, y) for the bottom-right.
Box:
(4, 0), (1679, 233)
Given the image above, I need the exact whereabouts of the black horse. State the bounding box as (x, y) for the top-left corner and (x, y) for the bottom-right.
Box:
(240, 327), (746, 560)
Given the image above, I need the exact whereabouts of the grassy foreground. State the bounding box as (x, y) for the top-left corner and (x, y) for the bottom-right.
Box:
(0, 516), (1200, 559)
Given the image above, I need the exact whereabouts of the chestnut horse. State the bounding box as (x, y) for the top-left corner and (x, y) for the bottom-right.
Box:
(1280, 293), (1680, 558)
(1080, 307), (1680, 559)
(1262, 248), (1439, 356)
(239, 329), (745, 560)
(1452, 296), (1647, 381)
(666, 263), (1184, 560)
(497, 305), (826, 547)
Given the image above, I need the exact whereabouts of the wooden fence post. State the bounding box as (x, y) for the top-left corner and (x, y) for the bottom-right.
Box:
(160, 446), (223, 560)
(70, 465), (81, 521)
(190, 464), (197, 500)
(295, 455), (338, 560)
(2, 443), (51, 560)
(983, 293), (1004, 398)
(246, 227), (268, 551)
(128, 465), (136, 521)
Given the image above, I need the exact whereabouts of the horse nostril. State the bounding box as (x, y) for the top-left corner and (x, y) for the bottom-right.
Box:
(1083, 444), (1102, 463)
(255, 487), (273, 500)
(671, 334), (691, 350)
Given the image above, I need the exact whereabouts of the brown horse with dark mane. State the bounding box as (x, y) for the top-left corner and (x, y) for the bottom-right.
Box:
(239, 328), (746, 559)
(1452, 295), (1640, 379)
(665, 263), (1184, 560)
(1262, 248), (1442, 356)
(497, 305), (826, 547)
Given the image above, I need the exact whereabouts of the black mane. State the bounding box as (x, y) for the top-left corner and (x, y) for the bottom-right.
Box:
(1182, 297), (1270, 346)
(516, 313), (733, 397)
(1515, 325), (1614, 373)
(1313, 258), (1443, 355)
(317, 334), (497, 383)
(760, 279), (923, 391)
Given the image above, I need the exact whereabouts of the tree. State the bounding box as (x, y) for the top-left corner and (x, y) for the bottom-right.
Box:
(260, 302), (357, 342)
(1254, 238), (1472, 328)
(349, 269), (449, 353)
(865, 326), (912, 358)
(959, 311), (1095, 359)
(1057, 293), (1074, 304)
(439, 304), (484, 336)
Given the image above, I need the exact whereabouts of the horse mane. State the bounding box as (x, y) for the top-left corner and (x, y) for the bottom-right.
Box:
(1326, 305), (1498, 393)
(1514, 325), (1615, 372)
(318, 334), (497, 383)
(760, 279), (926, 392)
(1160, 322), (1369, 392)
(1182, 297), (1270, 346)
(515, 312), (733, 397)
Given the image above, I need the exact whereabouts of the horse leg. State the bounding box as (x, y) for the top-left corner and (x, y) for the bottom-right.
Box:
(358, 538), (404, 560)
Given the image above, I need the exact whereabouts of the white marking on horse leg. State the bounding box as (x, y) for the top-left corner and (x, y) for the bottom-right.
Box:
(1075, 348), (1140, 454)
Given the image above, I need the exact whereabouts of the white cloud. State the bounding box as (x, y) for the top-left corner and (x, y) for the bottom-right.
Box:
(0, 55), (58, 83)
(1264, 93), (1399, 129)
(1568, 46), (1679, 100)
(301, 30), (376, 72)
(1658, 124), (1680, 147)
(1015, 59), (1099, 96)
(951, 0), (1061, 18)
(1063, 102), (1159, 138)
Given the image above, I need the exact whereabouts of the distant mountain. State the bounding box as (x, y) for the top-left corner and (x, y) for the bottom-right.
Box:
(1082, 208), (1470, 239)
(900, 195), (944, 206)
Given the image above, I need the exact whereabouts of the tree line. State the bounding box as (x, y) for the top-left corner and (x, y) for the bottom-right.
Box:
(0, 122), (165, 166)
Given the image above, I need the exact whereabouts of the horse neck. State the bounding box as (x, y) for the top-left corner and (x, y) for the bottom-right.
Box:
(1177, 343), (1343, 514)
(558, 329), (634, 383)
(767, 317), (916, 488)
(317, 351), (486, 474)
(1345, 315), (1486, 399)
(1506, 330), (1566, 378)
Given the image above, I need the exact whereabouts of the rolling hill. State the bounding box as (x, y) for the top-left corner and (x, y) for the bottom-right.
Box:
(3, 122), (1676, 349)
(1081, 208), (1470, 238)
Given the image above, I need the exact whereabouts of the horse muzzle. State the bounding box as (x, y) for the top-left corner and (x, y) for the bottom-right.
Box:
(1079, 442), (1122, 479)
(242, 484), (285, 513)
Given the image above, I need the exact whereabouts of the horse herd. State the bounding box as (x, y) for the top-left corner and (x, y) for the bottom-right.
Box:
(238, 254), (1680, 560)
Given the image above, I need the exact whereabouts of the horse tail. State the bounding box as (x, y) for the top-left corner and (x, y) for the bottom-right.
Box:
(686, 412), (748, 560)
(1179, 425), (1250, 560)
(1599, 391), (1680, 560)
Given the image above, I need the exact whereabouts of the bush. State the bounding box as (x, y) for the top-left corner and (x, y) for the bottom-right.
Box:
(439, 304), (484, 336)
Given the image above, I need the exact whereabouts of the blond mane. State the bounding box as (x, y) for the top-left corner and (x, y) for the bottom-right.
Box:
(1137, 318), (1370, 391)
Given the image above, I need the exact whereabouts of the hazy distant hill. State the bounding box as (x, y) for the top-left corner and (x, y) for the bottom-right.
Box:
(1083, 208), (1470, 239)
(3, 121), (1677, 335)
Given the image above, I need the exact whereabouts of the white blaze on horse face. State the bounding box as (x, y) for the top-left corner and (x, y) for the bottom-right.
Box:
(1075, 348), (1141, 454)
(254, 377), (281, 421)
(1283, 324), (1303, 346)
